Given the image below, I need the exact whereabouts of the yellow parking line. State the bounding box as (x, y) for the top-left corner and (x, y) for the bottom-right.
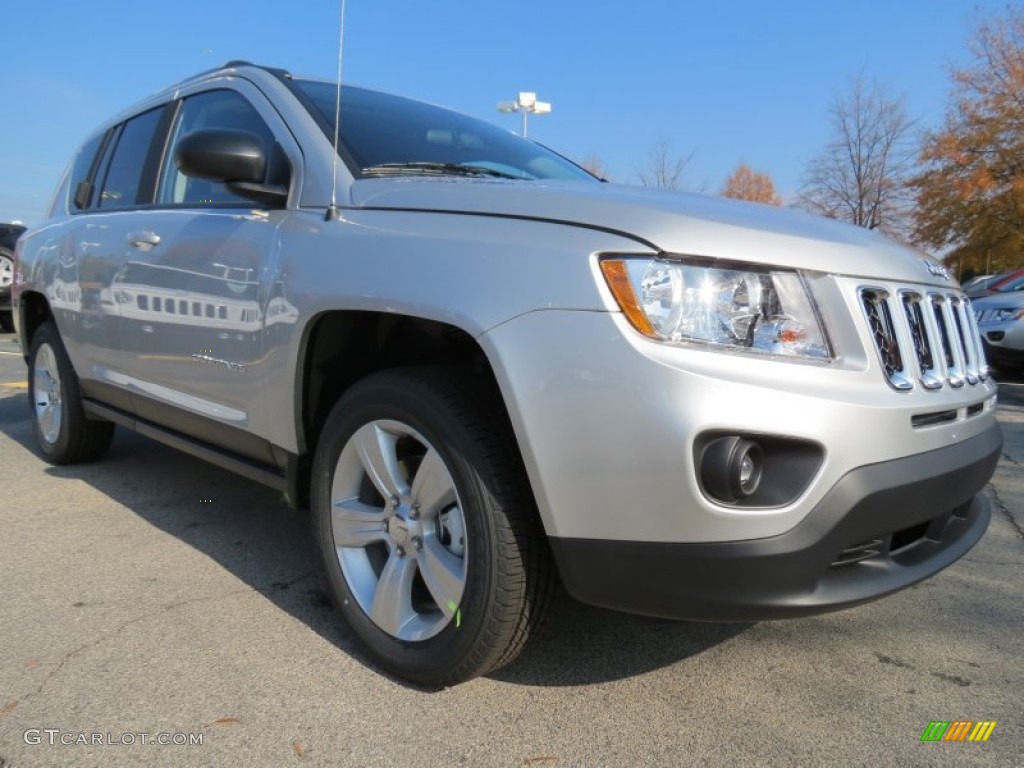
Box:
(0, 381), (28, 389)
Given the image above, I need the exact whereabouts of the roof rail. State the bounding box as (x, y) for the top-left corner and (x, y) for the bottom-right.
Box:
(188, 60), (293, 81)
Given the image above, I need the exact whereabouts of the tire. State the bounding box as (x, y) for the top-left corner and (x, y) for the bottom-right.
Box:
(0, 247), (14, 332)
(312, 368), (552, 685)
(28, 321), (114, 464)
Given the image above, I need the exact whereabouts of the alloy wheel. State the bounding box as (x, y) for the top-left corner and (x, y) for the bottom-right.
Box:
(33, 342), (63, 445)
(330, 419), (468, 642)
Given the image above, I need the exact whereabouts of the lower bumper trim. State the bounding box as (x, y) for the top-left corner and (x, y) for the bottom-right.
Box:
(549, 422), (1000, 620)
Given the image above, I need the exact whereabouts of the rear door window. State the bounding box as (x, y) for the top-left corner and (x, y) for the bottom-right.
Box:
(98, 107), (164, 210)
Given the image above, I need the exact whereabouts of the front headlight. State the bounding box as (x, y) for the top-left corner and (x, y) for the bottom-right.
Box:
(599, 255), (832, 360)
(991, 307), (1024, 323)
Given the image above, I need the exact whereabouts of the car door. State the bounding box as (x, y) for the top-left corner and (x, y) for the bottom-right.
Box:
(109, 82), (297, 462)
(58, 107), (171, 412)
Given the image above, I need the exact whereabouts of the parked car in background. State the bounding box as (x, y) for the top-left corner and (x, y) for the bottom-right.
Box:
(974, 290), (1024, 368)
(12, 62), (1002, 685)
(987, 271), (1024, 296)
(967, 268), (1024, 298)
(960, 274), (995, 293)
(0, 222), (27, 332)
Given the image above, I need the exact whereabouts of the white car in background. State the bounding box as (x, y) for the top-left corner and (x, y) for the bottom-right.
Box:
(974, 290), (1024, 369)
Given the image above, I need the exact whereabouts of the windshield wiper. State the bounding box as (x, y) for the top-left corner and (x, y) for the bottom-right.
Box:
(361, 162), (528, 180)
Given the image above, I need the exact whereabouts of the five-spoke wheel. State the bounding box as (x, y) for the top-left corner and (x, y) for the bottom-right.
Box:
(32, 341), (63, 445)
(27, 321), (114, 463)
(331, 419), (468, 641)
(312, 368), (552, 685)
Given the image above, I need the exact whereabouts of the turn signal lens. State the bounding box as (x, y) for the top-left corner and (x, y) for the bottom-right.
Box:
(599, 259), (656, 338)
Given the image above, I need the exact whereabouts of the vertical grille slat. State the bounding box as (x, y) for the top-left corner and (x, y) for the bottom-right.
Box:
(860, 288), (912, 390)
(900, 292), (943, 389)
(859, 284), (988, 392)
(965, 301), (990, 381)
(935, 295), (965, 387)
(953, 298), (981, 384)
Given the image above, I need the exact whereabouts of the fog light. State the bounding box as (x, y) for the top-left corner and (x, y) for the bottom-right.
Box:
(700, 437), (763, 503)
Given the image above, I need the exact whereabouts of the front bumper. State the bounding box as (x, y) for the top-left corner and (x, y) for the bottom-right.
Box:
(549, 423), (1000, 620)
(981, 338), (1024, 367)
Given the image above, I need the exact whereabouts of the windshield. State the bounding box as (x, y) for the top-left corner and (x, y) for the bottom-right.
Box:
(292, 80), (596, 182)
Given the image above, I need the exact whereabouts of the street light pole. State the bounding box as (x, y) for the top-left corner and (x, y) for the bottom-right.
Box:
(497, 92), (551, 138)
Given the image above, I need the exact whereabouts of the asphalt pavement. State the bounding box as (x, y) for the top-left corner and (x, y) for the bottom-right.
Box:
(0, 329), (1020, 767)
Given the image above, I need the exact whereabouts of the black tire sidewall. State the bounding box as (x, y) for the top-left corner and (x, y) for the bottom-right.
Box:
(312, 372), (509, 683)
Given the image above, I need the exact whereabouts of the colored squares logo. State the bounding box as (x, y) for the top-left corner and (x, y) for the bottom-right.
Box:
(920, 721), (996, 742)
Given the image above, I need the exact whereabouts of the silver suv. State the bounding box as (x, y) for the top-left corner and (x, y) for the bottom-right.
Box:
(14, 62), (1001, 685)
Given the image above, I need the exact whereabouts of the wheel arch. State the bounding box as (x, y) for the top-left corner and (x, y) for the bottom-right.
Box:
(293, 310), (527, 510)
(17, 290), (53, 353)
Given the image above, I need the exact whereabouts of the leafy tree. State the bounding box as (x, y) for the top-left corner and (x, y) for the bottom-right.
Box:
(721, 164), (783, 205)
(577, 153), (608, 180)
(912, 7), (1024, 272)
(796, 76), (917, 236)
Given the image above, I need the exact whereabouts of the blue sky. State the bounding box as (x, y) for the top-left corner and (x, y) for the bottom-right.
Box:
(0, 0), (1006, 225)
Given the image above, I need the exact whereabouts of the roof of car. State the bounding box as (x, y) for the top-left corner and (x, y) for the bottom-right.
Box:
(82, 62), (291, 142)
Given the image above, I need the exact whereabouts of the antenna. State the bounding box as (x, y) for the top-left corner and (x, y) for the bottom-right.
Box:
(325, 0), (347, 222)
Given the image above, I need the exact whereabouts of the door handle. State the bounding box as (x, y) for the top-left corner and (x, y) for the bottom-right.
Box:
(126, 231), (161, 249)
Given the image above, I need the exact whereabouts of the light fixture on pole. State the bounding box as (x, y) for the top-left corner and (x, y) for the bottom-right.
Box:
(497, 92), (551, 138)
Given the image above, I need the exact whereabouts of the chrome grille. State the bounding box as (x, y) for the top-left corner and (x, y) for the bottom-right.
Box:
(859, 286), (988, 391)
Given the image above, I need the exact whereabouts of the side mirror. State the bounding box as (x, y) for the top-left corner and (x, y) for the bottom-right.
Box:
(176, 129), (266, 182)
(174, 129), (288, 206)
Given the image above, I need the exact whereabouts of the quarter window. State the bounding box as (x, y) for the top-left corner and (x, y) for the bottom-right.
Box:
(69, 133), (106, 211)
(159, 90), (277, 206)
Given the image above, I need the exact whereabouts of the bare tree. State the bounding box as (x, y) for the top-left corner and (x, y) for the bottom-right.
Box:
(796, 76), (917, 236)
(635, 138), (695, 191)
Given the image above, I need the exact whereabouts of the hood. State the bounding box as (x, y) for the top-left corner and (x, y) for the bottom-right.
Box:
(350, 178), (953, 287)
